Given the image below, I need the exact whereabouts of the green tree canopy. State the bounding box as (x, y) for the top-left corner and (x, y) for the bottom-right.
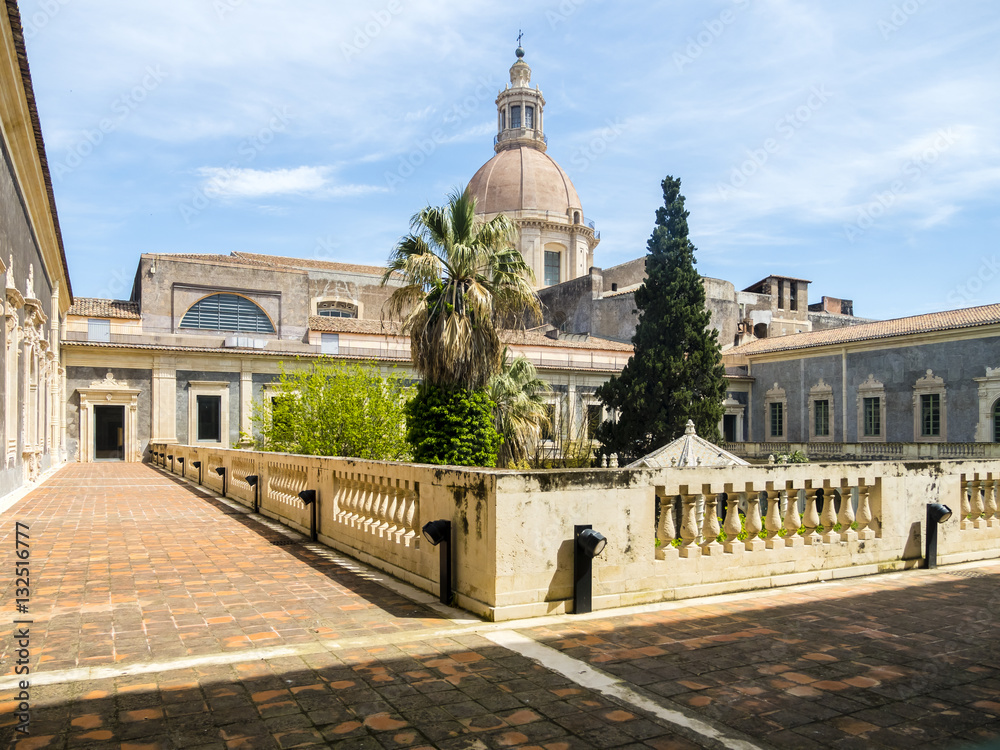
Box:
(250, 359), (411, 460)
(595, 176), (727, 462)
(488, 349), (551, 468)
(382, 186), (540, 390)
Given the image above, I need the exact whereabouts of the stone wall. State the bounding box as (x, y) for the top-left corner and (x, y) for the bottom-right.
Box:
(151, 445), (1000, 621)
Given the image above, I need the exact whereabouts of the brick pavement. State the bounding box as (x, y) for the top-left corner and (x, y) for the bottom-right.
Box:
(0, 463), (997, 749)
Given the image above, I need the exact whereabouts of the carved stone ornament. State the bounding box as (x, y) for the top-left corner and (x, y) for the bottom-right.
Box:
(25, 263), (35, 300)
(90, 371), (128, 389)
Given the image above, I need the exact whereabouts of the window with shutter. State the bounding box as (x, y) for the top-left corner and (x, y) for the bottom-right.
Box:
(180, 294), (275, 333)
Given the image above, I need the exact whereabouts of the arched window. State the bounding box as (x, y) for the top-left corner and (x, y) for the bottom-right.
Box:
(180, 294), (275, 333)
(994, 400), (1000, 443)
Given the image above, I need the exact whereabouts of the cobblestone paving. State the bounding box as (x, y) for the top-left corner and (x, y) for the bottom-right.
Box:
(522, 565), (1000, 749)
(0, 464), (997, 749)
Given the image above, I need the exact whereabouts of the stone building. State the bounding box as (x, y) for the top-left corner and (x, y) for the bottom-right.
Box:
(0, 1), (73, 499)
(468, 46), (600, 289)
(723, 304), (1000, 444)
(62, 251), (633, 463)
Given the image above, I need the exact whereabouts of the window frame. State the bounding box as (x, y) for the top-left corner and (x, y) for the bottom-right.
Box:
(87, 318), (111, 343)
(544, 250), (560, 287)
(763, 383), (788, 442)
(187, 381), (230, 447)
(808, 379), (834, 443)
(179, 293), (275, 334)
(912, 369), (946, 443)
(196, 395), (222, 443)
(857, 374), (887, 443)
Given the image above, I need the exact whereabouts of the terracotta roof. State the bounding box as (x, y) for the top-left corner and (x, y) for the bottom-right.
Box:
(5, 1), (72, 299)
(232, 252), (392, 276)
(308, 316), (402, 335)
(728, 303), (1000, 356)
(67, 298), (141, 320)
(308, 316), (633, 352)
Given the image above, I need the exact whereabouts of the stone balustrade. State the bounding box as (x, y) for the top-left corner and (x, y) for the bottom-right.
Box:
(150, 444), (1000, 622)
(724, 441), (1000, 461)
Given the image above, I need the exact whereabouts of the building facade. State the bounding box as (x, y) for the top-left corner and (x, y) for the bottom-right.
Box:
(724, 305), (1000, 445)
(62, 252), (633, 463)
(0, 0), (73, 500)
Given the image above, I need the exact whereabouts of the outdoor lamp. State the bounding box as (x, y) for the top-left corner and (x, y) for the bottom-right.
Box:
(925, 503), (953, 569)
(214, 466), (227, 496)
(298, 490), (318, 542)
(577, 528), (608, 558)
(191, 461), (201, 468)
(574, 525), (608, 615)
(421, 520), (453, 605)
(246, 474), (259, 512)
(422, 519), (452, 546)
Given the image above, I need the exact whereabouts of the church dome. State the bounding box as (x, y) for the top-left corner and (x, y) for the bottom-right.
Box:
(468, 146), (582, 217)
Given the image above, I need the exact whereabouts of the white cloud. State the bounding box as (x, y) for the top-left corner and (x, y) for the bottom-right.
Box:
(198, 166), (330, 198)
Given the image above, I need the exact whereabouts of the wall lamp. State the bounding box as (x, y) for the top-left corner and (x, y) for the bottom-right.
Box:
(191, 461), (201, 484)
(167, 454), (174, 471)
(925, 503), (953, 569)
(421, 520), (453, 605)
(246, 475), (259, 512)
(574, 525), (608, 615)
(298, 489), (317, 541)
(214, 466), (226, 496)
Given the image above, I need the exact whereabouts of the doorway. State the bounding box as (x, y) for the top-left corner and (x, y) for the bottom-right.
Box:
(94, 405), (125, 460)
(723, 414), (737, 443)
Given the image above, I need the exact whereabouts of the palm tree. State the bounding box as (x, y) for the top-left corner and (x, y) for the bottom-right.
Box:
(489, 349), (551, 468)
(382, 187), (540, 390)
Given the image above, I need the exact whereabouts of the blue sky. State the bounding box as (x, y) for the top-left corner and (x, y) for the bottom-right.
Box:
(20, 0), (1000, 320)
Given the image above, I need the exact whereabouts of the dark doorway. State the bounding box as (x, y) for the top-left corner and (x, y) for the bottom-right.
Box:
(723, 414), (737, 443)
(94, 405), (125, 460)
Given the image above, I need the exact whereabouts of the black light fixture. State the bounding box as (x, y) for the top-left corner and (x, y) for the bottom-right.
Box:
(214, 466), (227, 496)
(574, 525), (608, 615)
(421, 519), (453, 605)
(298, 489), (318, 541)
(167, 454), (174, 471)
(246, 475), (259, 512)
(925, 503), (953, 569)
(192, 460), (202, 484)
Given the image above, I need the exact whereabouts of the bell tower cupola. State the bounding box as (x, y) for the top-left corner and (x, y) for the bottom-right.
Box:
(495, 42), (547, 154)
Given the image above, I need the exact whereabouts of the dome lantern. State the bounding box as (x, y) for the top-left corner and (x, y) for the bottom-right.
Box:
(495, 44), (546, 153)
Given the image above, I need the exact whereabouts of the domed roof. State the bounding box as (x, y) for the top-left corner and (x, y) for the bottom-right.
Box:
(468, 146), (582, 217)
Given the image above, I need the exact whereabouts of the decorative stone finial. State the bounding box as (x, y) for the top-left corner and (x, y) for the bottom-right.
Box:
(5, 253), (13, 289)
(768, 454), (776, 465)
(684, 419), (696, 436)
(25, 263), (35, 299)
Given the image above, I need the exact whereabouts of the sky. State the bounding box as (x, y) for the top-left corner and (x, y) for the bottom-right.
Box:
(19, 0), (1000, 320)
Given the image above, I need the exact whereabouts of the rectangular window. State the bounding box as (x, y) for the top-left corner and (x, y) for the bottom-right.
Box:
(88, 318), (111, 343)
(777, 280), (785, 310)
(544, 251), (560, 286)
(541, 403), (556, 441)
(864, 397), (881, 437)
(769, 402), (784, 438)
(814, 399), (830, 437)
(789, 283), (798, 311)
(321, 333), (340, 355)
(196, 395), (222, 442)
(500, 111), (505, 130)
(510, 105), (521, 128)
(921, 393), (941, 436)
(525, 105), (534, 128)
(586, 404), (602, 439)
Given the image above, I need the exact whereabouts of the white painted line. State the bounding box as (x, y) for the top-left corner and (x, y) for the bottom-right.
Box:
(485, 630), (767, 750)
(0, 642), (334, 691)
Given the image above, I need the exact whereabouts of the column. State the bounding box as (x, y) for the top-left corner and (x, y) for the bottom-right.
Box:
(239, 359), (253, 445)
(152, 356), (178, 444)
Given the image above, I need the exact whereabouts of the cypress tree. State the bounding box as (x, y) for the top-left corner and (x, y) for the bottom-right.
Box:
(596, 176), (727, 462)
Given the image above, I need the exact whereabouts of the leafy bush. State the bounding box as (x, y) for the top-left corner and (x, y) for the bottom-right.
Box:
(405, 384), (500, 467)
(250, 359), (411, 460)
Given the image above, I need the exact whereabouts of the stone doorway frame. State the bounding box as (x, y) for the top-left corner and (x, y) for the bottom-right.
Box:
(77, 372), (140, 462)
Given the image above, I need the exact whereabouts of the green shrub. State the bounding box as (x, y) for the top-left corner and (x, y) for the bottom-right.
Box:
(405, 384), (500, 467)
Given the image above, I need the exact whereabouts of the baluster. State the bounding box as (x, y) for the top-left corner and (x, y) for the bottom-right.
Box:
(361, 476), (375, 526)
(970, 479), (985, 529)
(346, 474), (360, 523)
(856, 483), (874, 540)
(701, 493), (722, 555)
(838, 486), (858, 542)
(803, 488), (822, 545)
(783, 488), (802, 547)
(404, 485), (418, 536)
(723, 493), (742, 554)
(744, 492), (764, 552)
(821, 485), (839, 544)
(656, 493), (676, 546)
(960, 478), (971, 530)
(765, 489), (783, 549)
(376, 478), (390, 534)
(988, 478), (999, 527)
(679, 494), (701, 558)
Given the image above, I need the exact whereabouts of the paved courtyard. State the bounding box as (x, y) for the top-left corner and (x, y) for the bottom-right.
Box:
(0, 464), (998, 750)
